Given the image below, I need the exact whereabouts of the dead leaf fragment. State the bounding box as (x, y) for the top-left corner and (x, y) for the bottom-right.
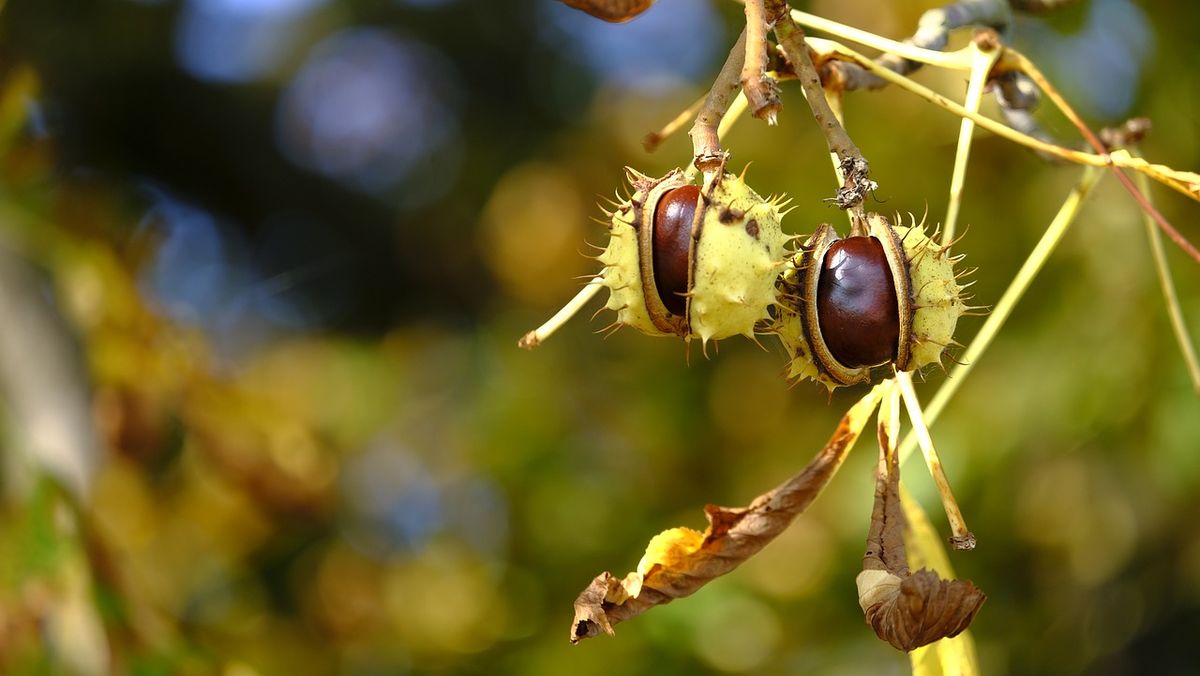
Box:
(558, 0), (655, 23)
(858, 569), (985, 652)
(858, 384), (985, 652)
(569, 385), (884, 643)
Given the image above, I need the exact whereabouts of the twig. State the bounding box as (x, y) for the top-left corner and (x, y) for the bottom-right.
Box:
(791, 8), (972, 70)
(942, 33), (1000, 246)
(773, 14), (874, 216)
(803, 0), (1012, 92)
(807, 38), (1200, 218)
(895, 371), (974, 550)
(740, 0), (782, 124)
(518, 282), (603, 349)
(1008, 49), (1200, 264)
(690, 29), (748, 172)
(784, 2), (1067, 150)
(643, 95), (705, 152)
(1133, 153), (1200, 393)
(685, 91), (749, 183)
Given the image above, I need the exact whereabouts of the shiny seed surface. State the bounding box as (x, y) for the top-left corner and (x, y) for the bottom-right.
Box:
(817, 236), (900, 368)
(651, 185), (700, 316)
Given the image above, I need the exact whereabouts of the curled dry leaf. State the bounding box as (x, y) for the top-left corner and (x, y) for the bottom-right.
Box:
(857, 385), (985, 652)
(570, 385), (884, 644)
(859, 569), (985, 653)
(558, 0), (655, 23)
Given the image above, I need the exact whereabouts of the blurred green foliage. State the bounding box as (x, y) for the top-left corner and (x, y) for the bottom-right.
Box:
(0, 0), (1199, 674)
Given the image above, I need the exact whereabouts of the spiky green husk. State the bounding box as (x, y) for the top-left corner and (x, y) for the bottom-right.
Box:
(596, 168), (789, 343)
(690, 172), (788, 343)
(894, 216), (966, 371)
(598, 177), (661, 336)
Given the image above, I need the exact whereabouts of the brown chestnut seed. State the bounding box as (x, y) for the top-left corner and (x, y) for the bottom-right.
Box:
(593, 167), (787, 342)
(781, 213), (963, 390)
(651, 185), (700, 316)
(817, 237), (900, 368)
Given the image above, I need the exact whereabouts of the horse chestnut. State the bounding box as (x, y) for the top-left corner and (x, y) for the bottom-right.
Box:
(595, 168), (790, 344)
(777, 212), (966, 389)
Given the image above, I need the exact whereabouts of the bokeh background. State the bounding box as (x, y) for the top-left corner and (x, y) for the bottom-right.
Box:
(0, 0), (1198, 674)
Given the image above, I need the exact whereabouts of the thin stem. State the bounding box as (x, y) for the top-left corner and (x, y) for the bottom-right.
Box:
(876, 0), (1010, 73)
(1135, 162), (1200, 392)
(898, 166), (1104, 463)
(943, 40), (998, 246)
(808, 38), (1098, 166)
(791, 8), (976, 71)
(690, 28), (748, 172)
(820, 0), (1012, 93)
(809, 36), (1200, 243)
(1009, 49), (1200, 263)
(896, 371), (974, 550)
(643, 95), (706, 153)
(518, 282), (603, 349)
(788, 2), (1190, 211)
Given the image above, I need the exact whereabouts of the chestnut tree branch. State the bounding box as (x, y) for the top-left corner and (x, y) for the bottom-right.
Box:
(0, 240), (100, 499)
(773, 13), (875, 216)
(690, 28), (748, 172)
(740, 0), (781, 124)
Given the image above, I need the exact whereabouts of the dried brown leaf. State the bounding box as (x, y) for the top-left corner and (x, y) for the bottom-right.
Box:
(569, 385), (884, 644)
(903, 487), (984, 676)
(557, 0), (655, 23)
(857, 384), (985, 652)
(859, 569), (985, 652)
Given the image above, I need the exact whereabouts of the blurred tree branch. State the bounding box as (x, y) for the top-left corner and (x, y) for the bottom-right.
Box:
(0, 239), (99, 499)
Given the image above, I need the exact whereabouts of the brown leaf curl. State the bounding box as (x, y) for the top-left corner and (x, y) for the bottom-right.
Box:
(857, 387), (984, 652)
(570, 386), (883, 643)
(859, 569), (985, 653)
